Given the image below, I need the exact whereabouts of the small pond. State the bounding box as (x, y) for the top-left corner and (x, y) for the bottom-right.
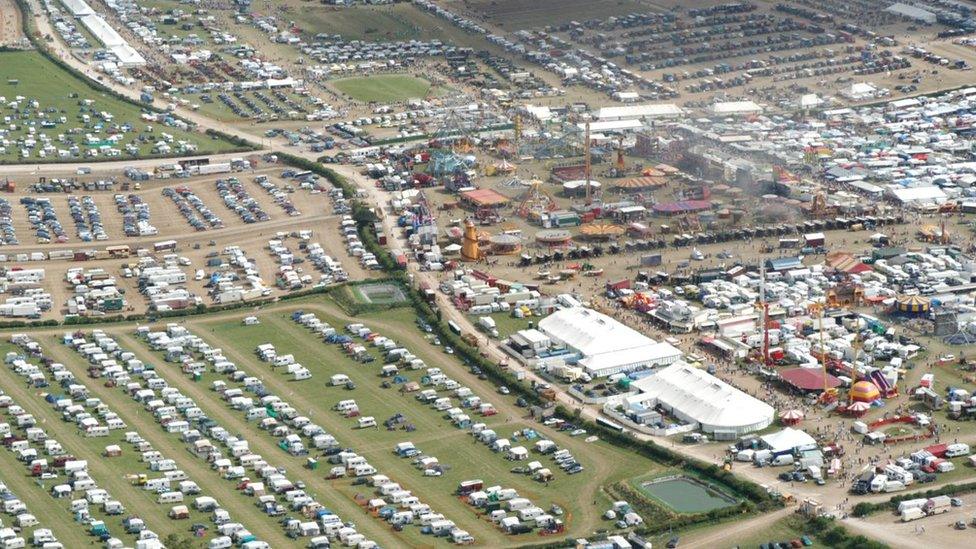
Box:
(640, 476), (739, 513)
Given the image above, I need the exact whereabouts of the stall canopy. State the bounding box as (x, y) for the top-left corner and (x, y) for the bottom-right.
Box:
(760, 427), (816, 453)
(460, 188), (510, 208)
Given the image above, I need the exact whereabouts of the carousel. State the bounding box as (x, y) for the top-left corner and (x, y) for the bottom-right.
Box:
(489, 233), (522, 255)
(535, 229), (573, 247)
(895, 295), (930, 316)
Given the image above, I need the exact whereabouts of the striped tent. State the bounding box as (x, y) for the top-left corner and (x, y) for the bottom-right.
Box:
(896, 295), (930, 315)
(611, 176), (666, 190)
(579, 223), (625, 238)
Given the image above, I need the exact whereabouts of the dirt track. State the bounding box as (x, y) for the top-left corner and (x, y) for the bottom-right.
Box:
(0, 0), (23, 46)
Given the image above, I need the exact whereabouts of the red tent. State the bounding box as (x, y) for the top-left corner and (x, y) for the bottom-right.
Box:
(779, 368), (842, 392)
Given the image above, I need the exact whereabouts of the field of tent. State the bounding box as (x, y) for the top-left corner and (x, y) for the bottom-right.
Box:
(0, 51), (239, 162)
(0, 295), (685, 547)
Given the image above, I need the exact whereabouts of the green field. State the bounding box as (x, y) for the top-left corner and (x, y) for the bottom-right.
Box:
(488, 313), (536, 338)
(0, 343), (220, 547)
(346, 282), (408, 305)
(332, 75), (432, 103)
(463, 0), (654, 29)
(291, 3), (451, 42)
(728, 515), (818, 548)
(0, 51), (239, 162)
(185, 302), (671, 545)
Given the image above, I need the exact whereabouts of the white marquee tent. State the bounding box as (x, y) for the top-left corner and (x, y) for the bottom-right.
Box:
(628, 362), (774, 435)
(537, 307), (681, 377)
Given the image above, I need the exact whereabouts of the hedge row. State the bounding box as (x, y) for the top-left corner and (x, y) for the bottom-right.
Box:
(852, 481), (976, 517)
(3, 280), (374, 331)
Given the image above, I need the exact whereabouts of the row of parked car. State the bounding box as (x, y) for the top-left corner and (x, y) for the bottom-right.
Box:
(0, 199), (17, 245)
(162, 186), (224, 231)
(289, 313), (480, 543)
(6, 334), (152, 548)
(216, 178), (269, 224)
(21, 197), (66, 243)
(253, 175), (300, 217)
(62, 330), (266, 549)
(115, 194), (157, 237)
(67, 195), (108, 242)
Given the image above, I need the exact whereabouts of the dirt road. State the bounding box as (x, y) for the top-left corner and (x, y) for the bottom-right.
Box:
(0, 0), (23, 46)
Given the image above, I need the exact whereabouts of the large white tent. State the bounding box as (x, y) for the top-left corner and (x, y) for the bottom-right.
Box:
(628, 362), (774, 436)
(597, 103), (683, 121)
(537, 307), (681, 377)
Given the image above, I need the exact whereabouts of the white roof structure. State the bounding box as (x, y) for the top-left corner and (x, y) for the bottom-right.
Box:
(562, 179), (601, 191)
(890, 97), (921, 109)
(597, 103), (683, 121)
(522, 105), (553, 122)
(537, 307), (681, 377)
(845, 82), (878, 100)
(79, 14), (146, 67)
(711, 101), (762, 115)
(760, 427), (817, 454)
(799, 94), (823, 108)
(629, 362), (775, 435)
(60, 0), (94, 16)
(888, 186), (947, 205)
(885, 2), (936, 23)
(576, 119), (643, 132)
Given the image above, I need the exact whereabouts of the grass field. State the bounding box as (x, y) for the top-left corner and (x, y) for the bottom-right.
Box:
(0, 343), (221, 546)
(345, 283), (408, 305)
(290, 3), (453, 42)
(183, 301), (674, 546)
(487, 313), (535, 338)
(332, 75), (432, 103)
(0, 51), (239, 162)
(462, 0), (650, 28)
(728, 515), (817, 547)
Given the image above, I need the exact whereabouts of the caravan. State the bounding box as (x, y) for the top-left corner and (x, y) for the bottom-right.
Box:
(157, 491), (184, 504)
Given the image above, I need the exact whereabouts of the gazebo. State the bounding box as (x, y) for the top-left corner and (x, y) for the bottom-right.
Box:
(846, 401), (871, 416)
(493, 159), (515, 174)
(780, 409), (804, 426)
